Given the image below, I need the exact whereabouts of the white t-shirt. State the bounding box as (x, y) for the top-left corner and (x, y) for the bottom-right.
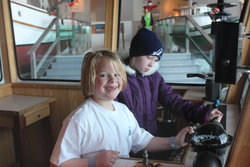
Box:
(50, 98), (153, 166)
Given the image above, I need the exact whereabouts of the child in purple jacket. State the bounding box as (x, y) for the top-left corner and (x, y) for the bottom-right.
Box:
(116, 28), (223, 136)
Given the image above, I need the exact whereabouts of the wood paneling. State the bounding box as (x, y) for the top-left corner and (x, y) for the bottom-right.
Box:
(104, 0), (119, 51)
(225, 3), (250, 164)
(0, 127), (15, 167)
(12, 83), (84, 139)
(242, 13), (250, 65)
(0, 83), (13, 97)
(226, 82), (250, 167)
(225, 74), (247, 104)
(2, 0), (18, 83)
(0, 83), (84, 167)
(0, 0), (11, 83)
(226, 1), (250, 104)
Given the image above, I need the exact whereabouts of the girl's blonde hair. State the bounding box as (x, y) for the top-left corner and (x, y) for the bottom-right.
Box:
(81, 50), (127, 98)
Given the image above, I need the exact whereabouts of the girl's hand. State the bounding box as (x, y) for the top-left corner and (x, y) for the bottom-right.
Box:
(174, 126), (194, 147)
(95, 150), (119, 167)
(207, 109), (223, 122)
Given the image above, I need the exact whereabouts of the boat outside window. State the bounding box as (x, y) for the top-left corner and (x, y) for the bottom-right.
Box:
(117, 0), (211, 85)
(154, 16), (213, 85)
(9, 0), (105, 81)
(117, 0), (242, 86)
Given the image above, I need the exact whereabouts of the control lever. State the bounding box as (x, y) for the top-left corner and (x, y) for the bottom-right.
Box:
(136, 149), (161, 167)
(186, 73), (206, 79)
(185, 123), (200, 144)
(187, 73), (213, 79)
(185, 133), (192, 144)
(213, 98), (221, 109)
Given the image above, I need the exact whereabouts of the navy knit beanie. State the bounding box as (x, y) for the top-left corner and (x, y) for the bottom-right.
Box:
(129, 28), (163, 60)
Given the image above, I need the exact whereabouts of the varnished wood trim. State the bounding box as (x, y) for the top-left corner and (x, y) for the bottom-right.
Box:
(12, 82), (81, 90)
(104, 0), (113, 50)
(0, 83), (13, 97)
(226, 6), (250, 103)
(24, 104), (50, 126)
(0, 115), (15, 128)
(0, 128), (15, 166)
(2, 0), (18, 83)
(111, 0), (119, 51)
(241, 19), (250, 65)
(243, 0), (250, 26)
(225, 74), (247, 104)
(226, 81), (250, 167)
(0, 0), (11, 83)
(104, 0), (119, 51)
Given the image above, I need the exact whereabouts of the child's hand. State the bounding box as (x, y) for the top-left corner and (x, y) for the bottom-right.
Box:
(95, 150), (119, 167)
(207, 109), (223, 122)
(174, 126), (194, 147)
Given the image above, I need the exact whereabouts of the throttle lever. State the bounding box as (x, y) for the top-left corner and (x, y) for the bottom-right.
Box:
(187, 73), (206, 79)
(185, 133), (192, 144)
(185, 123), (200, 144)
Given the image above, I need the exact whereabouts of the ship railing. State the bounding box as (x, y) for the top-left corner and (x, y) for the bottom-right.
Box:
(27, 18), (59, 79)
(27, 2), (91, 79)
(179, 5), (211, 16)
(155, 15), (214, 67)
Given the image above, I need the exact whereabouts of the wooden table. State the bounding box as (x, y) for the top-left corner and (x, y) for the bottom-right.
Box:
(0, 95), (55, 167)
(114, 158), (185, 167)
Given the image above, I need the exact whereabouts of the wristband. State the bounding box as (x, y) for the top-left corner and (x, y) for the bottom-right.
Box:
(170, 136), (180, 149)
(88, 157), (96, 167)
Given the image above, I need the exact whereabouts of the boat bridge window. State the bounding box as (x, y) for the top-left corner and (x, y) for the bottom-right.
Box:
(9, 0), (105, 81)
(117, 0), (243, 86)
(117, 0), (210, 85)
(9, 0), (244, 84)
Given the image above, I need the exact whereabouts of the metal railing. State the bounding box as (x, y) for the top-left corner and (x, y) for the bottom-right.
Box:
(155, 15), (214, 67)
(27, 18), (59, 78)
(27, 12), (91, 79)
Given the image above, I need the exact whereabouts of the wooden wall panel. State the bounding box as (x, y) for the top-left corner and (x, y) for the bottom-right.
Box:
(0, 0), (11, 83)
(2, 0), (18, 83)
(226, 83), (250, 167)
(226, 1), (250, 104)
(0, 127), (15, 167)
(241, 16), (250, 65)
(226, 3), (250, 165)
(0, 83), (13, 97)
(104, 0), (119, 51)
(12, 83), (84, 140)
(0, 83), (84, 167)
(225, 74), (247, 104)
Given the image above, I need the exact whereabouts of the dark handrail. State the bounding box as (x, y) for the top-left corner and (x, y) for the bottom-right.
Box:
(27, 18), (58, 55)
(155, 15), (213, 66)
(186, 15), (213, 45)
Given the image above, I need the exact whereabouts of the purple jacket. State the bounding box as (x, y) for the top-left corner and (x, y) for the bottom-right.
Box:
(116, 65), (213, 135)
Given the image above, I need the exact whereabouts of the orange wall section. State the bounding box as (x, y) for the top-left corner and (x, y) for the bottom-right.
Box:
(159, 0), (188, 18)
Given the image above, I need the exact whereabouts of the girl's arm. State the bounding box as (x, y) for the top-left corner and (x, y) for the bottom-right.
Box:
(145, 126), (194, 152)
(51, 150), (119, 167)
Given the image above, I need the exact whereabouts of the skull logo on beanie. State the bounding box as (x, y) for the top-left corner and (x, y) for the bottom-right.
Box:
(129, 28), (163, 60)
